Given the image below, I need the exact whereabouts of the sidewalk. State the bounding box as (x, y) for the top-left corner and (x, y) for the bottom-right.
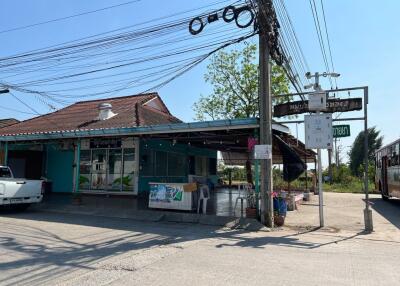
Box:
(34, 192), (269, 231)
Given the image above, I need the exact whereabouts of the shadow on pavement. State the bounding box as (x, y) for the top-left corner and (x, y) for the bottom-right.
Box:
(0, 208), (371, 285)
(368, 197), (400, 230)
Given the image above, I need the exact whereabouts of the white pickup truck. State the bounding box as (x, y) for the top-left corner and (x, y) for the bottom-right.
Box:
(0, 166), (44, 211)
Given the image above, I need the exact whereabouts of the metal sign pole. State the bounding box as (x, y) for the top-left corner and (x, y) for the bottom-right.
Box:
(314, 75), (324, 227)
(317, 145), (324, 227)
(363, 87), (373, 232)
(273, 85), (372, 231)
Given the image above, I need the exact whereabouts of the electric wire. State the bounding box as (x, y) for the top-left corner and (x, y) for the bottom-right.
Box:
(320, 0), (338, 89)
(0, 0), (142, 35)
(308, 0), (333, 89)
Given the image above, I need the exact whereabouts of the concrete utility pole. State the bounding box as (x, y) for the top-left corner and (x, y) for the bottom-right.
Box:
(258, 0), (274, 227)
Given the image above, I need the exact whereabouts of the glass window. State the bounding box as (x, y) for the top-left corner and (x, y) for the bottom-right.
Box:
(78, 144), (136, 192)
(79, 150), (91, 189)
(79, 150), (91, 174)
(92, 149), (107, 174)
(91, 173), (106, 190)
(79, 174), (91, 189)
(108, 149), (122, 190)
(122, 148), (135, 192)
(91, 149), (107, 190)
(141, 148), (154, 176)
(0, 167), (12, 178)
(168, 153), (187, 176)
(155, 151), (168, 176)
(123, 148), (135, 174)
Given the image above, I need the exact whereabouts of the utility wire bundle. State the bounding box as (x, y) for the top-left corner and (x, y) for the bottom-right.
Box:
(0, 0), (254, 111)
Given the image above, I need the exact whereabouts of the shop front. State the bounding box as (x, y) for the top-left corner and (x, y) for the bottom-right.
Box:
(77, 137), (139, 194)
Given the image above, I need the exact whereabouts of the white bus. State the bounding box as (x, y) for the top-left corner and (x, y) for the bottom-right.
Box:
(375, 140), (400, 200)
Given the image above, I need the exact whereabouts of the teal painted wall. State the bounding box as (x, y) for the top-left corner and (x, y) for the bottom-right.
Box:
(138, 139), (217, 194)
(46, 145), (74, 193)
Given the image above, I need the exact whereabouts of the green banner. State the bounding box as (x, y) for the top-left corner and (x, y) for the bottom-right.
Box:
(333, 125), (350, 138)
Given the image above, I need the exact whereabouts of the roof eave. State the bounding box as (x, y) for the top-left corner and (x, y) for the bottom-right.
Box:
(0, 118), (289, 142)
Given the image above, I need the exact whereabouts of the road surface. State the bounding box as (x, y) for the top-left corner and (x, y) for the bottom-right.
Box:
(0, 192), (399, 286)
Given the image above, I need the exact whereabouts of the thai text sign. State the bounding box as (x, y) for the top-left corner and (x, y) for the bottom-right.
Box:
(333, 125), (350, 138)
(274, 98), (362, 117)
(305, 114), (333, 149)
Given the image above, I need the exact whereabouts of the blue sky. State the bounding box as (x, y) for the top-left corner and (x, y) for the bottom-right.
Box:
(0, 0), (398, 164)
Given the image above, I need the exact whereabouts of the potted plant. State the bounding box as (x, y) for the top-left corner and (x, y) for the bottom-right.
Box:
(273, 192), (287, 227)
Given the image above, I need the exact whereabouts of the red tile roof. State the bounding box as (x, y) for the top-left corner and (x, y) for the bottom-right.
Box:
(0, 93), (181, 136)
(0, 118), (19, 129)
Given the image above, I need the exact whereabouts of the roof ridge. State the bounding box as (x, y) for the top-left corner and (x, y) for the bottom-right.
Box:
(75, 92), (158, 104)
(142, 105), (182, 122)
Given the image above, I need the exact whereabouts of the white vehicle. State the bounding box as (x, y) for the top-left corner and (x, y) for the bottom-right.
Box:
(0, 166), (44, 210)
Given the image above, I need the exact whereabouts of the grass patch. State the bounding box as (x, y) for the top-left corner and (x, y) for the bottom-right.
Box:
(323, 181), (377, 194)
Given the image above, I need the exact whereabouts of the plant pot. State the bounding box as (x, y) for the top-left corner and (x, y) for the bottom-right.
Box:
(245, 207), (257, 219)
(274, 215), (285, 227)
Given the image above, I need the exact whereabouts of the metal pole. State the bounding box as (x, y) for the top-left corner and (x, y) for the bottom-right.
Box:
(258, 0), (273, 227)
(313, 74), (325, 227)
(317, 146), (324, 227)
(328, 149), (332, 184)
(363, 87), (373, 231)
(305, 154), (308, 190)
(74, 139), (81, 193)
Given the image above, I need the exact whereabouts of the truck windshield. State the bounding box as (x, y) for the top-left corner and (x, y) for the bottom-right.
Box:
(0, 167), (12, 178)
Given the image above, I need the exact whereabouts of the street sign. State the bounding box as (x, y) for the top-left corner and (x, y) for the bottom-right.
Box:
(308, 92), (327, 111)
(274, 97), (362, 117)
(254, 144), (272, 159)
(333, 124), (350, 138)
(305, 114), (333, 149)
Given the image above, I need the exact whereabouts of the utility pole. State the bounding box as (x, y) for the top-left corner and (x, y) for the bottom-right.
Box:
(258, 0), (273, 227)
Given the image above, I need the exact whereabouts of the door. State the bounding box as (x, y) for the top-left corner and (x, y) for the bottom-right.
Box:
(46, 148), (74, 193)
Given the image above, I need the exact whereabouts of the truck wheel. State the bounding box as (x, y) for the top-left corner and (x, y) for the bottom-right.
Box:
(12, 204), (31, 211)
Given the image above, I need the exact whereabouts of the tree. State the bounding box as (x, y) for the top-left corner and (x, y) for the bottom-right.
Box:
(193, 42), (291, 185)
(349, 127), (383, 177)
(193, 43), (290, 121)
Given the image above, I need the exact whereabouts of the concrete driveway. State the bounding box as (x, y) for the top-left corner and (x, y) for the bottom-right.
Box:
(0, 192), (399, 286)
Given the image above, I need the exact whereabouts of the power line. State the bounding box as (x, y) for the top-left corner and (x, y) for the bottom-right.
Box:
(308, 0), (333, 89)
(320, 0), (338, 88)
(0, 105), (37, 115)
(0, 0), (141, 35)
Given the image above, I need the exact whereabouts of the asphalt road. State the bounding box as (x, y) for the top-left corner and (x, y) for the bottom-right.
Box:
(0, 193), (399, 286)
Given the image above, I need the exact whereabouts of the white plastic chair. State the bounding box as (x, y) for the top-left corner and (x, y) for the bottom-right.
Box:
(234, 183), (251, 217)
(197, 184), (210, 214)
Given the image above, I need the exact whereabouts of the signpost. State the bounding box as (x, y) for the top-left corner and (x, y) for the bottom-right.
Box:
(273, 97), (362, 117)
(254, 144), (272, 160)
(273, 85), (372, 232)
(333, 124), (350, 138)
(305, 114), (333, 149)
